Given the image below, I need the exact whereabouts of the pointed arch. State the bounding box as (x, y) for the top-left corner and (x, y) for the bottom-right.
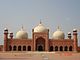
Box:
(23, 46), (26, 51)
(60, 46), (63, 51)
(49, 46), (53, 51)
(9, 45), (12, 51)
(55, 46), (58, 51)
(69, 46), (72, 51)
(27, 46), (31, 51)
(36, 37), (45, 51)
(18, 46), (21, 51)
(13, 46), (17, 51)
(64, 46), (68, 51)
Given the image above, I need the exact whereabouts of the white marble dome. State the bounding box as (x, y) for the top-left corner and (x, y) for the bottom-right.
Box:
(52, 27), (65, 39)
(73, 29), (77, 32)
(34, 22), (48, 32)
(16, 27), (28, 39)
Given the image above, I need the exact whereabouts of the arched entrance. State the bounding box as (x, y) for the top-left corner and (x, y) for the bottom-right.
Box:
(38, 45), (43, 51)
(28, 46), (31, 51)
(49, 46), (53, 51)
(36, 37), (45, 51)
(55, 46), (58, 51)
(69, 46), (72, 51)
(23, 46), (26, 51)
(60, 46), (63, 51)
(9, 45), (12, 51)
(18, 46), (21, 51)
(64, 46), (68, 51)
(13, 46), (17, 51)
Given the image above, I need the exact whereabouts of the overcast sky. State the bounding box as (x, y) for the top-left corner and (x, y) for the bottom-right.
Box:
(0, 0), (80, 46)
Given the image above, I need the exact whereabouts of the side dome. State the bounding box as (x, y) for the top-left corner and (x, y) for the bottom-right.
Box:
(16, 27), (28, 39)
(52, 27), (65, 39)
(34, 21), (48, 32)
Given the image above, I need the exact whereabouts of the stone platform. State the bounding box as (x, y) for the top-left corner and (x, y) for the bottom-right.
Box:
(0, 51), (80, 60)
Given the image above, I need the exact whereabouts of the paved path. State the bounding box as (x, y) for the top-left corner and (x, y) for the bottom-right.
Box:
(0, 52), (80, 60)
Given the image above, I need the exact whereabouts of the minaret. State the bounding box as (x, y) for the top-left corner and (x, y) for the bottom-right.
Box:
(4, 28), (8, 51)
(73, 29), (78, 52)
(9, 32), (13, 39)
(68, 32), (71, 39)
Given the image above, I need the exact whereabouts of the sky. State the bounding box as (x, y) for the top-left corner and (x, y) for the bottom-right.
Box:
(0, 0), (80, 46)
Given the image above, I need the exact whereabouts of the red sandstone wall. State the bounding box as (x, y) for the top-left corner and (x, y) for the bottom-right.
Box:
(9, 39), (33, 51)
(77, 47), (80, 51)
(10, 39), (33, 45)
(49, 39), (74, 50)
(0, 45), (3, 51)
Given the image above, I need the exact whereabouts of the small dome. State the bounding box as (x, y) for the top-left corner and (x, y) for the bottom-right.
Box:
(4, 28), (8, 30)
(52, 27), (65, 39)
(16, 27), (28, 39)
(73, 29), (77, 32)
(34, 21), (48, 32)
(68, 32), (71, 34)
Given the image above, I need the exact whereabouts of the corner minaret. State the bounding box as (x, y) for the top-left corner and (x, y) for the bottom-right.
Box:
(73, 29), (78, 52)
(4, 28), (8, 51)
(9, 32), (13, 39)
(68, 32), (71, 39)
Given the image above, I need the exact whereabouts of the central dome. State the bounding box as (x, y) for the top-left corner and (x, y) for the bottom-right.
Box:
(34, 22), (48, 32)
(52, 27), (65, 39)
(16, 27), (28, 39)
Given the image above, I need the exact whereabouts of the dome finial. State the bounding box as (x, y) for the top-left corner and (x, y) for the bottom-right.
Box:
(58, 26), (59, 29)
(40, 19), (42, 24)
(57, 26), (60, 30)
(21, 25), (24, 31)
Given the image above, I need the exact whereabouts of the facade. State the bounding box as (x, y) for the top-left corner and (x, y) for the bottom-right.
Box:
(0, 22), (80, 52)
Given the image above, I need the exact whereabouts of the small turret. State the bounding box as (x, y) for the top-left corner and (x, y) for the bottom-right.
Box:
(4, 28), (8, 51)
(68, 32), (71, 39)
(4, 28), (8, 34)
(9, 32), (13, 39)
(4, 28), (8, 41)
(73, 29), (77, 51)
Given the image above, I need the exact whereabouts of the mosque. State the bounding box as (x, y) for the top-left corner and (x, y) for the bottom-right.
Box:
(0, 21), (80, 52)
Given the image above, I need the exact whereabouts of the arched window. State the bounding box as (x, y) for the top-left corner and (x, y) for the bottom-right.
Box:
(27, 46), (31, 51)
(69, 46), (72, 51)
(23, 46), (26, 51)
(49, 46), (53, 51)
(9, 45), (12, 51)
(55, 46), (58, 51)
(64, 46), (68, 51)
(18, 46), (21, 51)
(13, 46), (17, 51)
(60, 46), (63, 51)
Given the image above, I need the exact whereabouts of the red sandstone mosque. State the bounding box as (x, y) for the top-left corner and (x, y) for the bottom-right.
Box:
(0, 21), (80, 52)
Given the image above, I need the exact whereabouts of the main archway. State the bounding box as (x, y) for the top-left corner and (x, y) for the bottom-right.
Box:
(36, 37), (45, 51)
